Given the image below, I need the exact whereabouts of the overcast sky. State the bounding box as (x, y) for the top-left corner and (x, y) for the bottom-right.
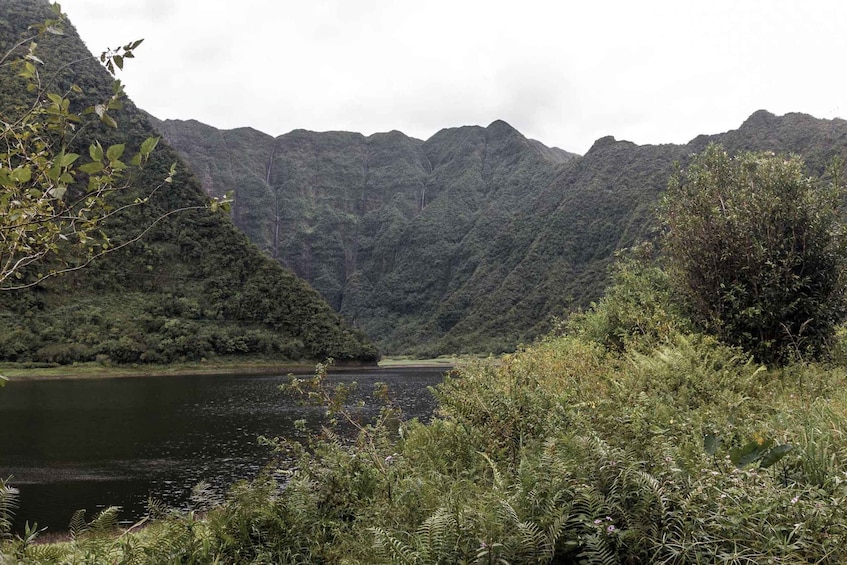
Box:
(58, 0), (846, 154)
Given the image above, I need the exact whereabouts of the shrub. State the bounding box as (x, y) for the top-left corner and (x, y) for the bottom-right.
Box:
(662, 144), (847, 364)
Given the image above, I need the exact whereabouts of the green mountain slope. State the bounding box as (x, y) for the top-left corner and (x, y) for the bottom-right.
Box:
(151, 117), (579, 354)
(0, 0), (377, 365)
(156, 110), (847, 356)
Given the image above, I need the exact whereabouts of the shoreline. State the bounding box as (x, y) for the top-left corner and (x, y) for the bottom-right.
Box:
(1, 357), (463, 381)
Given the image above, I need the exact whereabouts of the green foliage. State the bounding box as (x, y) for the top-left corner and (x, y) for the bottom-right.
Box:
(662, 144), (847, 364)
(7, 327), (847, 562)
(0, 478), (18, 540)
(7, 5), (847, 563)
(0, 3), (207, 290)
(0, 1), (377, 365)
(566, 244), (691, 352)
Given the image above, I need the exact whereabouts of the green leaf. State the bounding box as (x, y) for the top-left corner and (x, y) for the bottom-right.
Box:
(47, 186), (67, 199)
(100, 113), (117, 129)
(10, 166), (32, 183)
(89, 142), (103, 162)
(703, 432), (720, 456)
(57, 152), (79, 168)
(730, 439), (774, 468)
(78, 161), (104, 175)
(106, 144), (125, 161)
(140, 136), (159, 156)
(20, 61), (35, 78)
(759, 444), (793, 469)
(46, 163), (61, 181)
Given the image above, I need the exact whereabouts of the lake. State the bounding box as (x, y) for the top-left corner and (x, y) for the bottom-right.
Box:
(0, 366), (447, 534)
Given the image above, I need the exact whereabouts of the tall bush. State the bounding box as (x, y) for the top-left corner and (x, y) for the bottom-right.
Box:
(662, 144), (847, 364)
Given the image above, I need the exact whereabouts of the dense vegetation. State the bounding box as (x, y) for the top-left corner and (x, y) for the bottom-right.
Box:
(5, 246), (847, 562)
(156, 110), (847, 357)
(0, 0), (377, 365)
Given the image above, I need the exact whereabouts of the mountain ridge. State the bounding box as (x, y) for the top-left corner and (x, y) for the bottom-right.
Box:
(153, 106), (847, 355)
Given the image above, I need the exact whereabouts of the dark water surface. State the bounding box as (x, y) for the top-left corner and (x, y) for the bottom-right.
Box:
(0, 366), (446, 533)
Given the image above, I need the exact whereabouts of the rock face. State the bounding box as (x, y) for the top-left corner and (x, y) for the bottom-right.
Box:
(154, 109), (847, 356)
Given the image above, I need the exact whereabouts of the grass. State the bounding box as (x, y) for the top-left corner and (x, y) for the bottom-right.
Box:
(0, 354), (467, 380)
(0, 359), (327, 380)
(377, 355), (469, 368)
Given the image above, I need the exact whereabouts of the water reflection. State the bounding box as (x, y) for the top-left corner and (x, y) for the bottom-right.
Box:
(0, 366), (446, 533)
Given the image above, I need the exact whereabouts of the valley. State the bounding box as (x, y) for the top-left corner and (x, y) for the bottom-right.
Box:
(154, 110), (847, 355)
(4, 2), (847, 562)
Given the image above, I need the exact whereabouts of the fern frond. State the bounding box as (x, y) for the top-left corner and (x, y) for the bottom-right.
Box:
(545, 504), (574, 551)
(69, 508), (87, 541)
(89, 505), (121, 535)
(479, 451), (505, 491)
(415, 507), (458, 562)
(371, 527), (420, 565)
(146, 497), (169, 520)
(0, 478), (18, 539)
(191, 480), (222, 512)
(498, 499), (521, 526)
(513, 520), (552, 561)
(571, 485), (610, 524)
(580, 533), (621, 565)
(16, 541), (71, 563)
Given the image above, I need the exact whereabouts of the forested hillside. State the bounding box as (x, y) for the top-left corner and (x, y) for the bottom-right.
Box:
(0, 0), (378, 365)
(155, 109), (847, 355)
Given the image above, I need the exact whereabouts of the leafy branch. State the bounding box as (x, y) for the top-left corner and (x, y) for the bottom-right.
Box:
(0, 2), (232, 291)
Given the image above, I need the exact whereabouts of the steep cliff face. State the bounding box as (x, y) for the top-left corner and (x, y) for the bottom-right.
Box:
(155, 108), (847, 355)
(152, 116), (576, 353)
